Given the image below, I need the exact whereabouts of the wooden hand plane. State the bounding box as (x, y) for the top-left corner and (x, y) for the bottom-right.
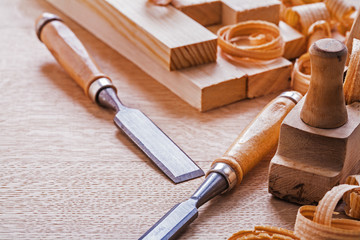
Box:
(268, 38), (360, 205)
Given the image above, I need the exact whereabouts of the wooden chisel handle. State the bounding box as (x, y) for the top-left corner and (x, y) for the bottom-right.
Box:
(35, 13), (115, 101)
(211, 91), (302, 186)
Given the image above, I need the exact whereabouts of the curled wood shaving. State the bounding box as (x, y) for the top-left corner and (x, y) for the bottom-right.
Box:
(344, 175), (360, 219)
(291, 53), (310, 95)
(282, 0), (322, 7)
(149, 0), (172, 6)
(294, 184), (360, 239)
(228, 179), (360, 239)
(307, 20), (331, 37)
(325, 0), (356, 35)
(285, 3), (331, 34)
(325, 0), (356, 23)
(228, 226), (299, 240)
(344, 38), (360, 105)
(291, 20), (331, 94)
(217, 20), (284, 60)
(307, 20), (332, 49)
(346, 11), (360, 65)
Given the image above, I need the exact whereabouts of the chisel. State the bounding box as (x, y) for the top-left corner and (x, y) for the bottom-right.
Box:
(140, 91), (303, 240)
(35, 13), (204, 183)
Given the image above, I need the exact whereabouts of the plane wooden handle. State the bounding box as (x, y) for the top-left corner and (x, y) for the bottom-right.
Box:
(35, 13), (111, 97)
(300, 39), (348, 129)
(212, 93), (301, 185)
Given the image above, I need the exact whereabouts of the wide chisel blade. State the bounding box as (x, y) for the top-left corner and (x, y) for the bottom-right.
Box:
(36, 13), (204, 183)
(114, 107), (204, 183)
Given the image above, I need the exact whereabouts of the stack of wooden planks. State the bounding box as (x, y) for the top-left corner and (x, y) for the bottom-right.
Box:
(47, 0), (307, 111)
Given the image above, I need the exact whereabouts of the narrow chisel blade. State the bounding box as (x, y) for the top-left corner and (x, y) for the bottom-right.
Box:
(139, 199), (198, 240)
(114, 107), (204, 183)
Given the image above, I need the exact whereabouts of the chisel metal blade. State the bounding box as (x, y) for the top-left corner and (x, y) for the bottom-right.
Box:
(140, 172), (228, 240)
(114, 107), (204, 183)
(139, 199), (198, 240)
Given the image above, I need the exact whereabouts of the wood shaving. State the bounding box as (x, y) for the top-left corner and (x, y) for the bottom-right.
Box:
(228, 226), (299, 240)
(229, 177), (360, 239)
(344, 175), (360, 219)
(325, 0), (356, 35)
(284, 3), (330, 34)
(217, 20), (284, 60)
(149, 0), (172, 6)
(344, 38), (360, 104)
(295, 183), (360, 239)
(291, 53), (310, 95)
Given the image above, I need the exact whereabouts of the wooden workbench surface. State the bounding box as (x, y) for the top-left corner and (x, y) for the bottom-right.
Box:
(0, 0), (300, 239)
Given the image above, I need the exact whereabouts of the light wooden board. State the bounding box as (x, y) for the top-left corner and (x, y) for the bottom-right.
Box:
(222, 0), (281, 26)
(81, 0), (217, 71)
(172, 0), (222, 26)
(221, 55), (292, 98)
(279, 21), (306, 60)
(1, 1), (301, 239)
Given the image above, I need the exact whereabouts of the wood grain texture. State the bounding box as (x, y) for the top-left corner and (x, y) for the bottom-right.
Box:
(0, 0), (301, 239)
(72, 0), (217, 71)
(222, 56), (292, 99)
(222, 0), (281, 26)
(171, 0), (222, 26)
(279, 21), (306, 60)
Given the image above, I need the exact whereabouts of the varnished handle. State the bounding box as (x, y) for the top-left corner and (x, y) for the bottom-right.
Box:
(35, 13), (112, 99)
(212, 91), (302, 185)
(300, 39), (348, 129)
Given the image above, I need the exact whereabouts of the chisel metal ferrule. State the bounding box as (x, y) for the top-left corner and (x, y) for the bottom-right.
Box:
(89, 77), (116, 103)
(35, 12), (62, 41)
(207, 162), (237, 193)
(279, 91), (302, 104)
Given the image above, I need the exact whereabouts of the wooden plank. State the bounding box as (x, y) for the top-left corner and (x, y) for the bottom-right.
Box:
(221, 0), (281, 26)
(217, 54), (291, 99)
(279, 21), (306, 60)
(234, 57), (292, 99)
(66, 0), (217, 71)
(171, 0), (222, 26)
(47, 0), (247, 112)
